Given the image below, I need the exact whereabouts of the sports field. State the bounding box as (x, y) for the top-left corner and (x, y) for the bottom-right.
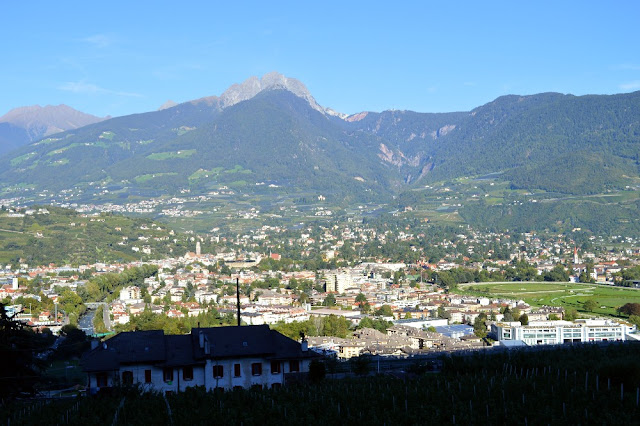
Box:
(459, 281), (640, 317)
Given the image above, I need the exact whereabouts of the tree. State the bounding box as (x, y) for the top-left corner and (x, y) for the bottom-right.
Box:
(308, 359), (326, 382)
(564, 308), (579, 321)
(503, 307), (514, 322)
(323, 293), (336, 307)
(473, 313), (488, 337)
(355, 293), (367, 305)
(511, 307), (521, 322)
(583, 299), (598, 312)
(55, 324), (89, 359)
(437, 306), (450, 320)
(350, 355), (371, 376)
(543, 264), (570, 282)
(374, 305), (393, 317)
(628, 315), (640, 328)
(358, 317), (374, 330)
(0, 303), (45, 398)
(618, 303), (640, 317)
(519, 313), (529, 325)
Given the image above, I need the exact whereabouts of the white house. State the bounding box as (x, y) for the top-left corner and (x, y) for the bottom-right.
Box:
(81, 325), (319, 394)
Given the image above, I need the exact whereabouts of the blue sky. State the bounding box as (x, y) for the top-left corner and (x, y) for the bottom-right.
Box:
(1, 1), (639, 118)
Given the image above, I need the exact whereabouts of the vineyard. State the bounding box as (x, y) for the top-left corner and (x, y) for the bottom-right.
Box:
(3, 342), (640, 425)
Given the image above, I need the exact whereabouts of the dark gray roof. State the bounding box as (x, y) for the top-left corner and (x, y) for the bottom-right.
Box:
(82, 325), (318, 373)
(82, 330), (166, 372)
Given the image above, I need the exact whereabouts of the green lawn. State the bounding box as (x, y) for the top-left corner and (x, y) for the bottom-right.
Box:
(461, 281), (640, 317)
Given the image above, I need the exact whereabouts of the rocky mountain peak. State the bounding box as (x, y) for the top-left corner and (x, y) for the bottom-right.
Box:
(220, 72), (328, 115)
(158, 100), (178, 111)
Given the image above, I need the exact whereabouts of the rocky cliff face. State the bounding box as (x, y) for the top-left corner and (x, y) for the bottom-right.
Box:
(219, 71), (328, 115)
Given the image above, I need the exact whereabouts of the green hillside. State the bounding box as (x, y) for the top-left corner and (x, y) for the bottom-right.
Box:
(0, 206), (197, 266)
(0, 86), (639, 235)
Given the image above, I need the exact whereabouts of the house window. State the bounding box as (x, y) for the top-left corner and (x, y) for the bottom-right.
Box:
(122, 371), (133, 385)
(163, 368), (174, 382)
(234, 363), (241, 377)
(183, 366), (193, 381)
(251, 362), (262, 376)
(213, 365), (224, 378)
(145, 369), (152, 383)
(271, 361), (281, 374)
(289, 360), (300, 373)
(96, 372), (108, 387)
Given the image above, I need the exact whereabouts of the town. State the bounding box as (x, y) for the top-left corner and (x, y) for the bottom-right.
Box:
(3, 206), (640, 365)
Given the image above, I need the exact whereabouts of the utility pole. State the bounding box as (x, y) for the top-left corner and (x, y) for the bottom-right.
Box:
(236, 277), (241, 326)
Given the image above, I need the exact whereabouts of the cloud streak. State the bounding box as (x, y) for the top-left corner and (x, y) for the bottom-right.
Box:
(82, 34), (113, 48)
(58, 81), (142, 97)
(619, 80), (640, 91)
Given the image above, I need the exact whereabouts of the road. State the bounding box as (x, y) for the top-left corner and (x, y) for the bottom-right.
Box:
(77, 308), (95, 336)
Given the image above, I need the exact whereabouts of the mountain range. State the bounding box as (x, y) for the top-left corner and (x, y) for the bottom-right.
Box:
(0, 104), (106, 156)
(0, 72), (638, 234)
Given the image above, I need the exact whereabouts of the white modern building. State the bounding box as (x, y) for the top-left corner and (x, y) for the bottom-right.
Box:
(120, 286), (142, 302)
(324, 272), (353, 294)
(491, 319), (633, 346)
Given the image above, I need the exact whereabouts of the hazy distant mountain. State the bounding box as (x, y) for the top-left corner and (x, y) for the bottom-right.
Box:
(158, 100), (178, 111)
(0, 104), (106, 155)
(0, 73), (638, 233)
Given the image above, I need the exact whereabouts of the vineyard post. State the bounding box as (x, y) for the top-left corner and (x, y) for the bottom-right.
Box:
(621, 383), (624, 402)
(585, 372), (588, 391)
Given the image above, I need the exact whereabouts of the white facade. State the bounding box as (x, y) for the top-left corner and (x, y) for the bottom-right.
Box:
(324, 272), (352, 294)
(492, 319), (632, 346)
(88, 356), (311, 392)
(120, 286), (142, 302)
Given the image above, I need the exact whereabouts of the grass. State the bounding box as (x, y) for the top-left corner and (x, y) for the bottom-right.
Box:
(99, 131), (116, 140)
(10, 152), (36, 166)
(147, 149), (196, 160)
(188, 167), (224, 182)
(33, 137), (60, 145)
(460, 281), (640, 317)
(44, 359), (85, 385)
(172, 126), (196, 136)
(134, 173), (178, 183)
